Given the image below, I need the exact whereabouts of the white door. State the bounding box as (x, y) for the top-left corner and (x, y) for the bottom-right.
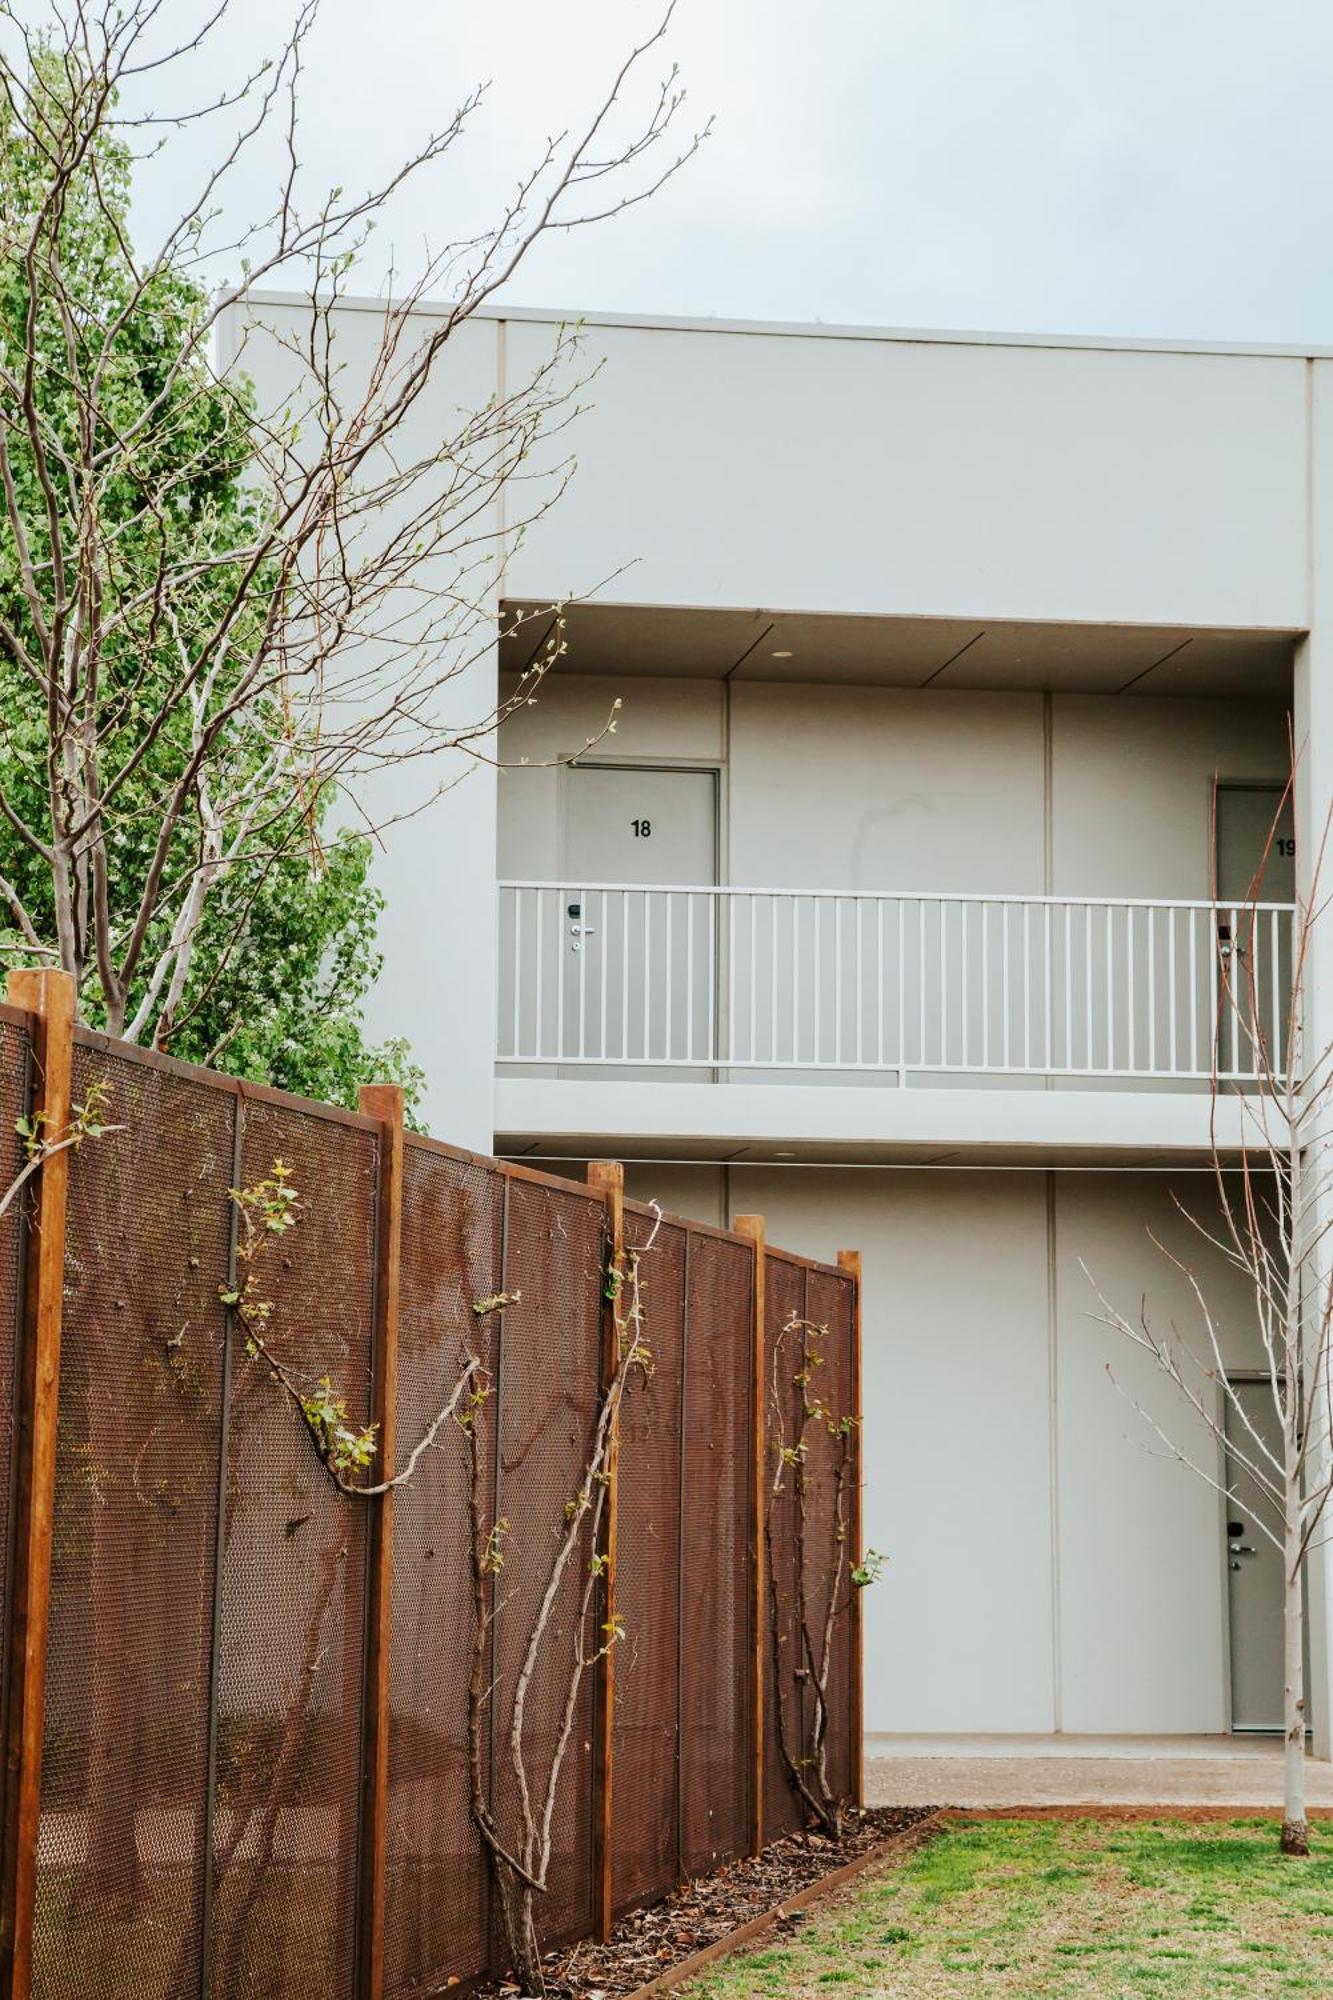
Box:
(559, 765), (717, 1073)
(1215, 784), (1295, 1079)
(1225, 1380), (1285, 1732)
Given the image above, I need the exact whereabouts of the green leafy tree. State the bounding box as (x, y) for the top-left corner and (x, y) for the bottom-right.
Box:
(0, 55), (421, 1107)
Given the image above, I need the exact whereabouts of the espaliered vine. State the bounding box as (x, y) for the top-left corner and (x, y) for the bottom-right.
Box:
(766, 1310), (881, 1838)
(221, 1160), (478, 1496)
(459, 1209), (659, 1998)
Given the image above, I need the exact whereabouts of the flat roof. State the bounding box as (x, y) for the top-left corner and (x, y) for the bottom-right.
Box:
(234, 289), (1333, 362)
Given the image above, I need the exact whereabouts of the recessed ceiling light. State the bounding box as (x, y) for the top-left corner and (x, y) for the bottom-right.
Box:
(770, 648), (793, 659)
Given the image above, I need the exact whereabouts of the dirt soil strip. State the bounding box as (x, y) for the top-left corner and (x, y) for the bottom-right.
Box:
(474, 1809), (940, 2000)
(614, 1811), (949, 2000)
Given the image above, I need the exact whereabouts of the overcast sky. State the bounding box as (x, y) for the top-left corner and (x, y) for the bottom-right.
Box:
(126, 0), (1333, 345)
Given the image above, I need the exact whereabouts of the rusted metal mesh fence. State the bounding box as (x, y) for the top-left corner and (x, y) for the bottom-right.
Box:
(762, 1253), (859, 1847)
(0, 1020), (859, 2000)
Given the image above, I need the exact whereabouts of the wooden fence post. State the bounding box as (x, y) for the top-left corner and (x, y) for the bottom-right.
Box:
(734, 1214), (766, 1857)
(358, 1084), (405, 2000)
(836, 1249), (864, 1810)
(0, 969), (76, 2000)
(588, 1160), (623, 1943)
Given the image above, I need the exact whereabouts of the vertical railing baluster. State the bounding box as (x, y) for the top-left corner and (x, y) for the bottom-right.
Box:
(511, 887), (522, 1059)
(855, 898), (864, 1069)
(578, 882), (589, 1059)
(1147, 906), (1156, 1075)
(622, 891), (630, 1062)
(833, 897), (843, 1067)
(981, 901), (991, 1071)
(1189, 905), (1199, 1076)
(1120, 900), (1128, 1072)
(918, 900), (927, 1070)
(599, 888), (609, 1061)
(792, 896), (801, 1064)
(685, 891), (695, 1064)
(728, 893), (738, 1067)
(1002, 901), (1012, 1069)
(643, 890), (652, 1062)
(932, 900), (944, 1072)
(897, 900), (905, 1080)
(769, 895), (778, 1065)
(1271, 906), (1283, 1078)
(1168, 907), (1177, 1078)
(1042, 901), (1051, 1072)
(1022, 902), (1031, 1071)
(665, 890), (674, 1063)
(1083, 903), (1093, 1071)
(1105, 903), (1115, 1073)
(814, 899), (824, 1064)
(706, 889), (716, 1066)
(1063, 903), (1073, 1072)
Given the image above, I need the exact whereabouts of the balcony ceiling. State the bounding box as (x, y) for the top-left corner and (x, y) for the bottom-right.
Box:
(499, 600), (1296, 699)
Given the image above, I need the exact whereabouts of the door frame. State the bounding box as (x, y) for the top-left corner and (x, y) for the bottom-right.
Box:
(557, 755), (724, 889)
(1219, 1369), (1302, 1736)
(556, 757), (724, 1074)
(1212, 777), (1293, 903)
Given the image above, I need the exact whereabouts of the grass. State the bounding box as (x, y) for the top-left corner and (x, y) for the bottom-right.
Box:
(682, 1817), (1333, 1999)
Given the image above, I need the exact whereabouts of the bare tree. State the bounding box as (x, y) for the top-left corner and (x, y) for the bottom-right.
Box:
(460, 1212), (658, 1997)
(765, 1308), (871, 1839)
(0, 0), (706, 1043)
(1087, 768), (1333, 1856)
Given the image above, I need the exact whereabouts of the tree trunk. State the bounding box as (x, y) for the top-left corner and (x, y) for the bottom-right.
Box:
(496, 1867), (544, 1997)
(1282, 1519), (1310, 1857)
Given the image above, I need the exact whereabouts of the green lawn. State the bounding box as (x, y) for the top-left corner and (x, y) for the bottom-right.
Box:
(683, 1818), (1333, 1999)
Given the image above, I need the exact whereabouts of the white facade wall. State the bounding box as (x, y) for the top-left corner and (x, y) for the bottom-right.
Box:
(613, 1160), (1264, 1737)
(503, 319), (1309, 630)
(499, 674), (1291, 905)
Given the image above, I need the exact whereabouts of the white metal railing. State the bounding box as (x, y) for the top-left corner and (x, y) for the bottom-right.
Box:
(497, 882), (1295, 1084)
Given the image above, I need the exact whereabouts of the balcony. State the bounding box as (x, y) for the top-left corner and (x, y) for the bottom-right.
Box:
(498, 882), (1293, 1088)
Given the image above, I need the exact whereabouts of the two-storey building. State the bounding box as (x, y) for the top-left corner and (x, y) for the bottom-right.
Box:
(229, 297), (1333, 1762)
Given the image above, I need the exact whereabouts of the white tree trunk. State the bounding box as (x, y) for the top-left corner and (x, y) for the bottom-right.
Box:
(1283, 1515), (1310, 1855)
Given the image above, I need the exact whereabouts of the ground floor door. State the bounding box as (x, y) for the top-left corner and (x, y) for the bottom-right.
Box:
(558, 763), (717, 1074)
(1225, 1379), (1285, 1732)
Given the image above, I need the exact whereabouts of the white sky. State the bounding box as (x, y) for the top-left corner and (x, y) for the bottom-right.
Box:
(123, 0), (1333, 343)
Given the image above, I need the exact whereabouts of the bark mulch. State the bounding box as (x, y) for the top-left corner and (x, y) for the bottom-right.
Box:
(479, 1806), (939, 2000)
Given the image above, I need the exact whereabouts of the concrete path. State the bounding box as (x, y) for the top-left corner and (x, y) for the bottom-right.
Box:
(864, 1734), (1333, 1809)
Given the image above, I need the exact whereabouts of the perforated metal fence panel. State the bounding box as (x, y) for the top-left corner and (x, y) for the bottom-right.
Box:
(5, 1043), (860, 1999)
(34, 1043), (234, 2000)
(207, 1097), (378, 2000)
(610, 1206), (686, 1915)
(0, 1009), (29, 1849)
(804, 1269), (857, 1812)
(762, 1253), (808, 1847)
(489, 1174), (604, 1955)
(679, 1229), (752, 1879)
(385, 1141), (502, 1999)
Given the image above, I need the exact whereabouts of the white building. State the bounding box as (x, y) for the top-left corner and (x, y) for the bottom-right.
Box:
(232, 297), (1333, 1758)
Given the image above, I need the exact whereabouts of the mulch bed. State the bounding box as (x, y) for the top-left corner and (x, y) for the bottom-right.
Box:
(478, 1807), (938, 2000)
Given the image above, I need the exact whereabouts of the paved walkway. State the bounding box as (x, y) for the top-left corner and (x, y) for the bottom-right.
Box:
(864, 1734), (1333, 1809)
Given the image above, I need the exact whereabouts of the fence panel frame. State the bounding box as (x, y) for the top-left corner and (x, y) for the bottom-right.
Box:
(0, 970), (74, 2000)
(359, 1084), (405, 2000)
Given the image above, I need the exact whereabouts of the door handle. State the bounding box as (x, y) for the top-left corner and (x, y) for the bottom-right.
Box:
(569, 924), (596, 937)
(1229, 1543), (1256, 1555)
